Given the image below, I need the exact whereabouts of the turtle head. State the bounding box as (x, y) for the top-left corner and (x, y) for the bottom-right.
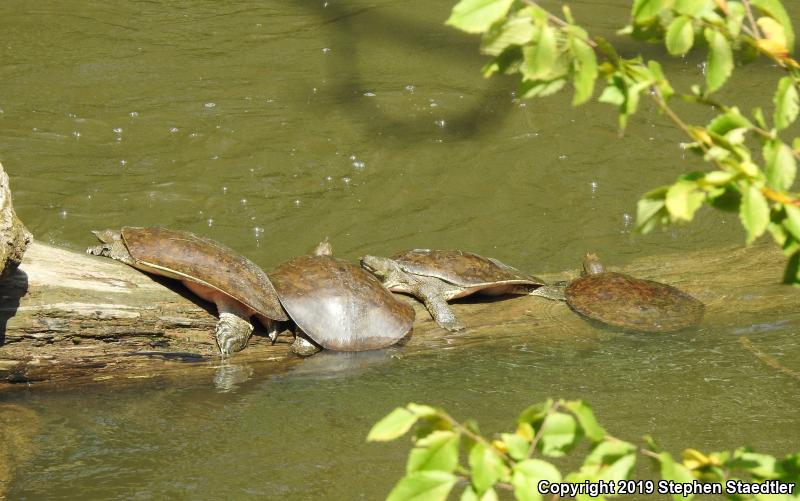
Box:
(360, 255), (405, 288)
(312, 239), (333, 257)
(582, 253), (605, 275)
(91, 228), (123, 244)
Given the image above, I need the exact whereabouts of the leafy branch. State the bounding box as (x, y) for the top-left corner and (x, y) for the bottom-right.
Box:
(368, 399), (800, 501)
(446, 0), (800, 284)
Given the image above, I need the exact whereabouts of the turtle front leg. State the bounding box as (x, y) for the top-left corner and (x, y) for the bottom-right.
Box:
(214, 309), (254, 356)
(291, 328), (322, 356)
(415, 282), (464, 332)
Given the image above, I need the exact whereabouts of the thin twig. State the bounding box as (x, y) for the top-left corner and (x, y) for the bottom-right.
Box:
(526, 404), (559, 459)
(739, 336), (800, 380)
(741, 0), (763, 39)
(440, 411), (513, 463)
(520, 0), (598, 47)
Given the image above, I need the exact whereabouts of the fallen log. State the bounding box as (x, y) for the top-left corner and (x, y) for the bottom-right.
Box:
(0, 237), (797, 391)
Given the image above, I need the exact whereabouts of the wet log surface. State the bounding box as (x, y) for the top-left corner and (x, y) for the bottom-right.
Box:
(0, 239), (797, 391)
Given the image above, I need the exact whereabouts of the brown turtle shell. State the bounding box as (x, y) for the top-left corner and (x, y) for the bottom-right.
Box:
(270, 254), (414, 351)
(565, 271), (704, 333)
(391, 249), (545, 289)
(121, 227), (287, 321)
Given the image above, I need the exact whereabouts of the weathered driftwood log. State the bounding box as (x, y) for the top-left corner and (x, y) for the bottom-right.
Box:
(0, 239), (797, 390)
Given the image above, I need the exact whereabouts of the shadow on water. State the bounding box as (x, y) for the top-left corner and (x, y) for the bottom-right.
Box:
(291, 0), (513, 141)
(0, 268), (29, 346)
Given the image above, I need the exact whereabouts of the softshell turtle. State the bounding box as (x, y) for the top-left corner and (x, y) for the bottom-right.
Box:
(360, 249), (554, 331)
(539, 253), (704, 332)
(270, 241), (415, 356)
(87, 226), (288, 355)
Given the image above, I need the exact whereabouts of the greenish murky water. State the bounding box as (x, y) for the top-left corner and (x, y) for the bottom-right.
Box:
(1, 0), (799, 499)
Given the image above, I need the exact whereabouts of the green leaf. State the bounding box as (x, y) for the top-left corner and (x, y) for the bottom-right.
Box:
(511, 459), (562, 501)
(481, 17), (537, 56)
(469, 443), (505, 495)
(368, 408), (419, 442)
(656, 452), (696, 501)
(707, 109), (752, 135)
(446, 0), (515, 34)
(562, 400), (605, 443)
(632, 0), (665, 23)
(764, 140), (797, 191)
(481, 46), (523, 77)
(521, 25), (557, 80)
(675, 0), (714, 17)
(666, 16), (694, 55)
(726, 1), (746, 36)
(459, 486), (500, 501)
(538, 412), (582, 457)
(584, 441), (637, 482)
(666, 180), (706, 221)
(740, 185), (770, 243)
(569, 36), (598, 105)
(518, 399), (554, 425)
(387, 471), (458, 501)
(750, 0), (795, 50)
(705, 28), (733, 93)
(520, 78), (567, 99)
(636, 187), (669, 233)
(783, 250), (800, 285)
(598, 81), (625, 106)
(774, 77), (799, 130)
(783, 204), (800, 240)
(407, 430), (461, 474)
(501, 432), (531, 461)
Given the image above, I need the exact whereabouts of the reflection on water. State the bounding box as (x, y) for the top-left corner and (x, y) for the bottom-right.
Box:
(1, 0), (799, 498)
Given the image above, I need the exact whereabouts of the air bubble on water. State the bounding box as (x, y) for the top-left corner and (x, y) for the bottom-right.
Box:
(342, 176), (351, 185)
(519, 102), (527, 108)
(32, 127), (39, 132)
(169, 127), (179, 133)
(113, 128), (123, 134)
(325, 175), (333, 182)
(349, 154), (357, 161)
(323, 1), (328, 7)
(322, 47), (331, 54)
(120, 160), (127, 166)
(256, 23), (262, 28)
(429, 100), (438, 108)
(353, 160), (365, 170)
(129, 111), (139, 118)
(590, 181), (599, 193)
(254, 226), (264, 237)
(558, 154), (567, 160)
(405, 84), (415, 93)
(222, 186), (228, 194)
(204, 102), (216, 109)
(698, 61), (707, 75)
(72, 131), (81, 138)
(435, 119), (446, 128)
(363, 91), (375, 97)
(189, 132), (198, 138)
(623, 213), (633, 227)
(240, 198), (247, 205)
(211, 155), (219, 160)
(207, 218), (214, 227)
(58, 209), (68, 219)
(294, 199), (302, 206)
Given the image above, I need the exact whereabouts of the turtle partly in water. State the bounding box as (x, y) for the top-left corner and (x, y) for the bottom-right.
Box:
(270, 240), (415, 356)
(360, 249), (556, 331)
(87, 226), (288, 355)
(537, 253), (704, 332)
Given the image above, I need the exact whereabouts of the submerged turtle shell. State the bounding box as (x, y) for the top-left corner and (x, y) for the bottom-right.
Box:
(565, 271), (703, 332)
(391, 249), (545, 289)
(121, 226), (287, 321)
(270, 254), (414, 351)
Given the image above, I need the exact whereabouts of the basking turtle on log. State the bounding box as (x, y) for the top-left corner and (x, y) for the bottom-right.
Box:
(270, 241), (415, 356)
(360, 249), (558, 331)
(86, 227), (288, 354)
(536, 253), (705, 333)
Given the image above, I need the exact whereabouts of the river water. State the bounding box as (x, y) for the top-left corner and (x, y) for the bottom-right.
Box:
(1, 0), (798, 499)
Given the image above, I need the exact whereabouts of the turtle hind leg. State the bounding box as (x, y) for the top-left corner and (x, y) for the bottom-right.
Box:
(215, 311), (254, 356)
(416, 283), (464, 332)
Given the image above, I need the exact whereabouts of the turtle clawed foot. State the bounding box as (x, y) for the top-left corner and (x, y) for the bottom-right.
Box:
(215, 313), (254, 356)
(439, 319), (465, 332)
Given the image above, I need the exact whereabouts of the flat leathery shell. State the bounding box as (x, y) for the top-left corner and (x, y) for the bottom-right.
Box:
(392, 249), (544, 288)
(565, 272), (704, 333)
(270, 255), (414, 351)
(121, 227), (287, 321)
